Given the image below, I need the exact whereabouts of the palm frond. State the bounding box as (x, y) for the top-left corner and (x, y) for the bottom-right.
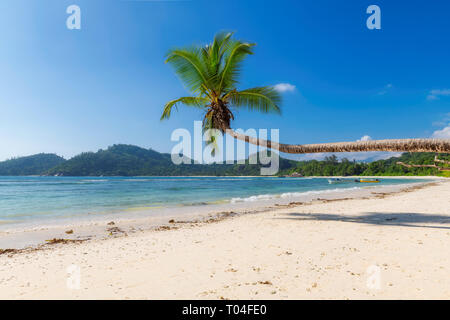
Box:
(225, 86), (282, 114)
(210, 32), (233, 73)
(200, 32), (234, 93)
(165, 47), (212, 94)
(161, 96), (208, 120)
(218, 40), (255, 92)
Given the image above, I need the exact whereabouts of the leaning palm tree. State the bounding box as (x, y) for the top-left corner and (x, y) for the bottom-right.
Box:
(162, 32), (450, 154)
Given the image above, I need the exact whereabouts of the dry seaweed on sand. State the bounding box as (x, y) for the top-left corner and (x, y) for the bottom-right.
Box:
(45, 238), (84, 245)
(107, 226), (127, 236)
(155, 225), (178, 231)
(0, 248), (18, 255)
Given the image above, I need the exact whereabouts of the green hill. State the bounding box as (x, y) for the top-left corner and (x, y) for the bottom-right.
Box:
(0, 153), (65, 176)
(1, 145), (448, 177)
(46, 144), (296, 176)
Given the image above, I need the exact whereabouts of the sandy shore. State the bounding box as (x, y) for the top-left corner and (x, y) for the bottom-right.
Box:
(1, 180), (449, 299)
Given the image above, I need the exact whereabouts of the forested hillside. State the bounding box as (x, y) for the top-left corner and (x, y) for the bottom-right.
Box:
(278, 153), (450, 177)
(0, 153), (65, 176)
(1, 145), (448, 177)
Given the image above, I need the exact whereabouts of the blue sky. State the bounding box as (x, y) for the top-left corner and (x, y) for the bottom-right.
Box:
(0, 0), (449, 161)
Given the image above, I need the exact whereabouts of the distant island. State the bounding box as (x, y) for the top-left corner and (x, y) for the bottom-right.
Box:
(0, 144), (448, 177)
(0, 153), (65, 176)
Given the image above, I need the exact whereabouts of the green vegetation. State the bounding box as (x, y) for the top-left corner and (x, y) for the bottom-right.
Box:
(47, 145), (176, 176)
(278, 153), (450, 177)
(46, 145), (296, 176)
(0, 145), (448, 177)
(0, 153), (65, 176)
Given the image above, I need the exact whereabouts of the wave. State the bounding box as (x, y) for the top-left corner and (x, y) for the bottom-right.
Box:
(230, 186), (361, 203)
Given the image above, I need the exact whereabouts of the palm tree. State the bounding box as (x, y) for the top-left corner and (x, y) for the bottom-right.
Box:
(162, 32), (450, 154)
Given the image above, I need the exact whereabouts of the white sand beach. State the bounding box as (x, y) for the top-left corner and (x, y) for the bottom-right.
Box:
(0, 180), (449, 299)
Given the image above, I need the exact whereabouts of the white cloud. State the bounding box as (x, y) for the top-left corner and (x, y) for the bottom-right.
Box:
(427, 89), (450, 101)
(358, 135), (372, 142)
(431, 113), (450, 138)
(378, 83), (393, 95)
(432, 125), (450, 139)
(431, 89), (450, 95)
(432, 113), (450, 127)
(274, 83), (296, 93)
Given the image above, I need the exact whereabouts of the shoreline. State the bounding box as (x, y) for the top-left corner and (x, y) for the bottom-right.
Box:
(8, 175), (445, 178)
(0, 179), (439, 250)
(1, 179), (449, 299)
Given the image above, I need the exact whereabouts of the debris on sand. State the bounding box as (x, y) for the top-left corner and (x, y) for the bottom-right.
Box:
(0, 249), (18, 255)
(107, 226), (127, 236)
(155, 226), (178, 231)
(45, 238), (84, 245)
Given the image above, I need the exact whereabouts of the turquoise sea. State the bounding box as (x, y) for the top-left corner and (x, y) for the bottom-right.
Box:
(0, 176), (428, 226)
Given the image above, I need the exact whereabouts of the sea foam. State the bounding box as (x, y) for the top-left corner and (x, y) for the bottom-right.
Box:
(230, 186), (361, 203)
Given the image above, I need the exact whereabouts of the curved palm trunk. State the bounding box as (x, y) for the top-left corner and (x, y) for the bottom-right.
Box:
(226, 129), (450, 154)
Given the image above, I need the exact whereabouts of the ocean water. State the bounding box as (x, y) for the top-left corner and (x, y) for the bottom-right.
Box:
(0, 176), (428, 226)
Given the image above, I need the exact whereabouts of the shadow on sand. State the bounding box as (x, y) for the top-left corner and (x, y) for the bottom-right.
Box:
(279, 212), (450, 230)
